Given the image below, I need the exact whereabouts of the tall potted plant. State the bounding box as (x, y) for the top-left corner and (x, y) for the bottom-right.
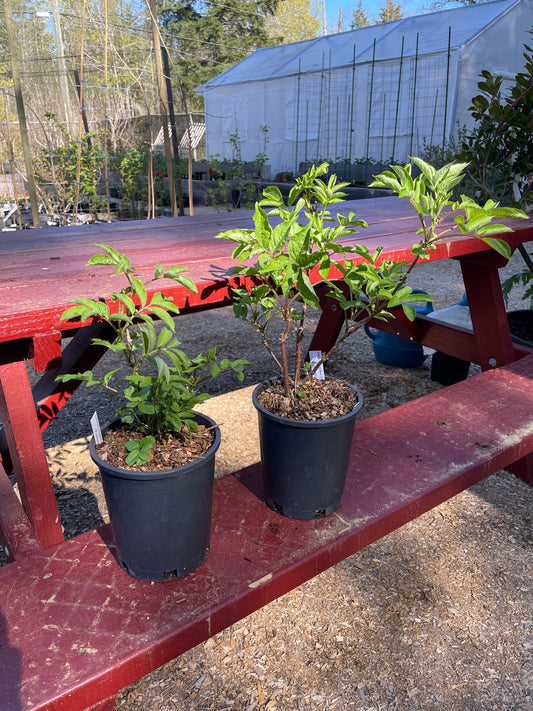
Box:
(217, 159), (526, 520)
(58, 245), (248, 582)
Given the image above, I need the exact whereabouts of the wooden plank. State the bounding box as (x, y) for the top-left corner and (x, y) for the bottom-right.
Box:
(1, 355), (532, 711)
(0, 200), (531, 343)
(0, 361), (64, 547)
(0, 463), (42, 561)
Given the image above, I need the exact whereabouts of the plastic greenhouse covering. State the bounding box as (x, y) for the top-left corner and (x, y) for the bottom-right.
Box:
(197, 0), (533, 178)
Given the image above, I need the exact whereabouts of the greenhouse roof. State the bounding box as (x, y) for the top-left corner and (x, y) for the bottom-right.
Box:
(199, 0), (524, 89)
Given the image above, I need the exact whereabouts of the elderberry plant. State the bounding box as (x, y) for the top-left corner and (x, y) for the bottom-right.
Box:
(57, 244), (249, 466)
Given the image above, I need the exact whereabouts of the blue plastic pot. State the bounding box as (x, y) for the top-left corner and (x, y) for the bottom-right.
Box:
(364, 288), (433, 367)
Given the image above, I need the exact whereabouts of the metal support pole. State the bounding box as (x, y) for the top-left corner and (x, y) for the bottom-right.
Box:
(295, 59), (301, 175)
(365, 39), (376, 180)
(409, 33), (419, 156)
(443, 26), (452, 148)
(392, 36), (404, 162)
(348, 45), (356, 181)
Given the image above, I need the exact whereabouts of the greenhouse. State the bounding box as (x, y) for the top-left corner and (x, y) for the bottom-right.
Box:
(198, 0), (533, 179)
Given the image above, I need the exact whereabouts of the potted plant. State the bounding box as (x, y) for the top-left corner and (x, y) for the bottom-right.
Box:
(217, 159), (526, 520)
(57, 245), (249, 582)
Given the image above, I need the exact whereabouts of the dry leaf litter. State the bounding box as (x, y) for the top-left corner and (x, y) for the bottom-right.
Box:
(3, 235), (533, 711)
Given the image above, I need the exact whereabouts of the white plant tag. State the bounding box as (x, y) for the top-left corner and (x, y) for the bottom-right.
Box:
(309, 350), (325, 380)
(90, 412), (103, 445)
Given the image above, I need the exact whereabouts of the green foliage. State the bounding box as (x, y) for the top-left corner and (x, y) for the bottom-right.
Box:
(459, 35), (533, 207)
(419, 125), (467, 173)
(34, 115), (105, 221)
(378, 0), (403, 23)
(57, 245), (249, 465)
(266, 0), (321, 43)
(206, 128), (271, 209)
(118, 147), (147, 217)
(159, 0), (279, 110)
(125, 436), (156, 466)
(350, 1), (370, 29)
(217, 158), (527, 404)
(369, 157), (527, 261)
(217, 162), (427, 400)
(502, 247), (533, 309)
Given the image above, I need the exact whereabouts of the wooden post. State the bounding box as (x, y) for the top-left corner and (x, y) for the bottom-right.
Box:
(2, 0), (41, 228)
(161, 45), (184, 216)
(149, 0), (177, 217)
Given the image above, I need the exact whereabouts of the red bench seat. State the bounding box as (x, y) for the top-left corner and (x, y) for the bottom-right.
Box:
(1, 354), (533, 711)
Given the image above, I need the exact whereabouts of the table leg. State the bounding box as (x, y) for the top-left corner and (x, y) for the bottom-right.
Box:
(307, 283), (348, 356)
(459, 253), (515, 370)
(460, 251), (533, 487)
(0, 361), (64, 547)
(32, 322), (115, 433)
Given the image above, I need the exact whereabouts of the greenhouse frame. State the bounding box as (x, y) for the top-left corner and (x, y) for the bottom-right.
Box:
(197, 0), (533, 179)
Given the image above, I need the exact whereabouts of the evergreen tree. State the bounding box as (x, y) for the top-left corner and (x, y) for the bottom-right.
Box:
(159, 0), (280, 109)
(267, 0), (321, 43)
(378, 0), (403, 22)
(350, 0), (370, 28)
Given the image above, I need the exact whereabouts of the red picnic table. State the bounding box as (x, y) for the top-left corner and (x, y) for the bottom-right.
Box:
(0, 196), (532, 711)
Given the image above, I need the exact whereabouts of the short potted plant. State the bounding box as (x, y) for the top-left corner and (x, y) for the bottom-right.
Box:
(217, 159), (526, 520)
(58, 245), (248, 582)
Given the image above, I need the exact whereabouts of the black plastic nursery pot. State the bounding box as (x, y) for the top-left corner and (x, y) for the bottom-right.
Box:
(89, 413), (220, 582)
(507, 309), (533, 347)
(431, 309), (533, 386)
(252, 380), (363, 520)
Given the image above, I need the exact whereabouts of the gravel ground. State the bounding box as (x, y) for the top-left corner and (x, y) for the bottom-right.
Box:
(6, 240), (533, 710)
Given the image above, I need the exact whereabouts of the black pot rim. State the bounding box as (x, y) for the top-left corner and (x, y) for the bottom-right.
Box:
(252, 377), (363, 428)
(89, 411), (221, 480)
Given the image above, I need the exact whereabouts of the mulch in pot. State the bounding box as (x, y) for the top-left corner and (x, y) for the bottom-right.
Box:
(256, 377), (360, 421)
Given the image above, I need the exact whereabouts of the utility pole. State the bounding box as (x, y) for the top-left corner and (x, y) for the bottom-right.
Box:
(161, 46), (184, 216)
(149, 0), (177, 217)
(3, 0), (41, 228)
(50, 0), (72, 132)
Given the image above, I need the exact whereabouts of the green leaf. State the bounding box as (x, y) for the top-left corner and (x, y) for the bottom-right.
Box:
(481, 237), (512, 259)
(402, 304), (417, 322)
(129, 277), (146, 307)
(253, 205), (272, 249)
(148, 305), (176, 331)
(115, 293), (136, 315)
(296, 272), (320, 308)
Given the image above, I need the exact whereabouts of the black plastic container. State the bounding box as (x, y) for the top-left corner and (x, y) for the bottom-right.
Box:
(431, 309), (533, 385)
(252, 380), (363, 520)
(89, 413), (220, 582)
(431, 351), (471, 385)
(507, 309), (533, 347)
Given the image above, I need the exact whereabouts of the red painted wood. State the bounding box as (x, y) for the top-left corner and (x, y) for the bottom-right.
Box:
(460, 252), (516, 369)
(27, 332), (62, 373)
(0, 199), (531, 345)
(85, 696), (116, 711)
(0, 463), (42, 562)
(30, 323), (118, 433)
(1, 355), (532, 711)
(0, 361), (64, 547)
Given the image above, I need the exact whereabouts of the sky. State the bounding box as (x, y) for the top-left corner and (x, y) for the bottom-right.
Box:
(325, 0), (429, 29)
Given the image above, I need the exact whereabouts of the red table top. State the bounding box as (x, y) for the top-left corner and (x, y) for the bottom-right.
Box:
(1, 196), (531, 344)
